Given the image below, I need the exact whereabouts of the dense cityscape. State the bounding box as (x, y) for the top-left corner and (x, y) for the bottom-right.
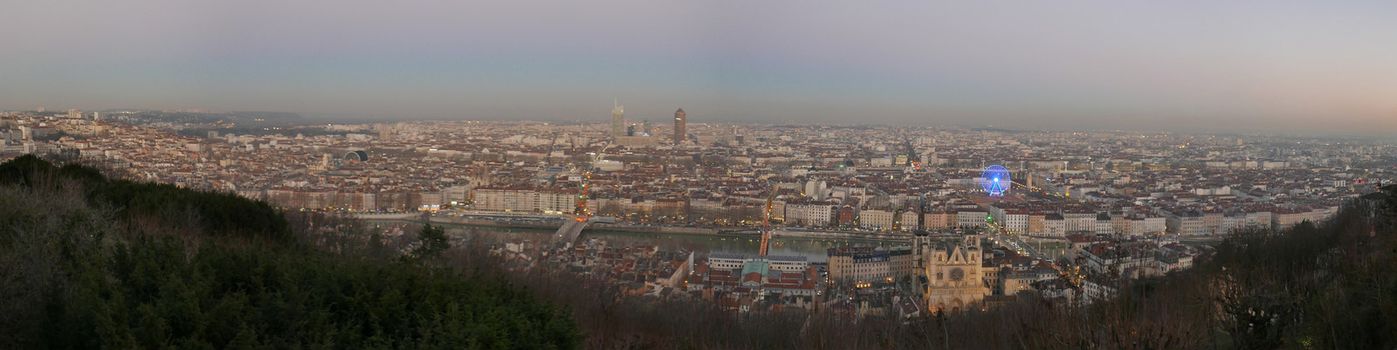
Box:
(6, 1), (1397, 347)
(3, 107), (1391, 320)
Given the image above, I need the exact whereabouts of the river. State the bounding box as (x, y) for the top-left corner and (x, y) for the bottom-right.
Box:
(370, 221), (909, 263)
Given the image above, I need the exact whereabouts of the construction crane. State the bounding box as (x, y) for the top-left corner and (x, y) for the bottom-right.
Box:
(758, 180), (778, 256)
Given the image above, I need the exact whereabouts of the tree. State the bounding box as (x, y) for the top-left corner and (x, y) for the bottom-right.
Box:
(0, 157), (578, 349)
(411, 223), (450, 261)
(1384, 185), (1397, 227)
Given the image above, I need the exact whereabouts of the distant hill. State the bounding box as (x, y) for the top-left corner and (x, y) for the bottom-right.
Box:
(0, 155), (578, 349)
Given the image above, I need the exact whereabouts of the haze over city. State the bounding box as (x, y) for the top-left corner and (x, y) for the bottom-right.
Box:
(5, 0), (1397, 135)
(4, 2), (1397, 349)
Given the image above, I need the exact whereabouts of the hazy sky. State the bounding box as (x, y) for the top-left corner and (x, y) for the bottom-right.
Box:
(4, 1), (1396, 135)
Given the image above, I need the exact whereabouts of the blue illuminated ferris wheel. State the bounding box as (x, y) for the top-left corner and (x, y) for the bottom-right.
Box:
(981, 165), (1011, 197)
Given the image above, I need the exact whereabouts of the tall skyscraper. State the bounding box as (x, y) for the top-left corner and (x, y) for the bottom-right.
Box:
(610, 99), (625, 138)
(673, 108), (686, 145)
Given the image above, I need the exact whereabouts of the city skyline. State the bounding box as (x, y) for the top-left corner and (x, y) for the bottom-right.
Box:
(4, 2), (1397, 348)
(4, 1), (1397, 136)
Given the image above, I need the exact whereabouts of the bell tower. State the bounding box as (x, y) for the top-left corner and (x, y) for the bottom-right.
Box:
(924, 235), (989, 313)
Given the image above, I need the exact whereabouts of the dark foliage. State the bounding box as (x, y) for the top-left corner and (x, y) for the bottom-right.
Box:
(492, 186), (1397, 349)
(0, 155), (289, 241)
(0, 157), (578, 349)
(4, 155), (1393, 349)
(410, 223), (451, 262)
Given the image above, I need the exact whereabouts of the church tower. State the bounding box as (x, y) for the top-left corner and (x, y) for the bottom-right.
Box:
(924, 235), (989, 313)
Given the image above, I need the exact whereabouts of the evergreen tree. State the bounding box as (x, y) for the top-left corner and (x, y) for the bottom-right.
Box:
(411, 223), (450, 261)
(0, 157), (579, 349)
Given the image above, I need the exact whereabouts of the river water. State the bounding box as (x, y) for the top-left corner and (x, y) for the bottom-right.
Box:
(376, 221), (907, 263)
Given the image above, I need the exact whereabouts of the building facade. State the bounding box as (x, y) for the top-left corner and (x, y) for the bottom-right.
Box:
(924, 235), (989, 313)
(827, 246), (916, 285)
(673, 108), (686, 145)
(611, 99), (625, 137)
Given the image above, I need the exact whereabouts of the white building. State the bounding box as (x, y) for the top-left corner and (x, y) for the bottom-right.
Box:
(786, 203), (835, 227)
(1126, 217), (1166, 237)
(472, 188), (535, 212)
(1043, 214), (1066, 237)
(1064, 212), (1097, 233)
(956, 211), (988, 229)
(860, 209), (895, 231)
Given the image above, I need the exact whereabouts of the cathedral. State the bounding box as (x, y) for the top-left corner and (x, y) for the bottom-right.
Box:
(924, 235), (989, 313)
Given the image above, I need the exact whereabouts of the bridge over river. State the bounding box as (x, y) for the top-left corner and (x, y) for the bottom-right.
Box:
(552, 216), (617, 245)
